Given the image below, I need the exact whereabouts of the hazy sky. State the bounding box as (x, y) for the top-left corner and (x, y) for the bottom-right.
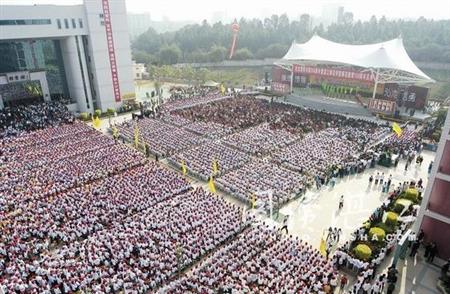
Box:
(3, 0), (449, 22)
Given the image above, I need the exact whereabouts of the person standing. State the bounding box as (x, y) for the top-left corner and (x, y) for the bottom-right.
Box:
(339, 195), (344, 210)
(387, 174), (392, 189)
(428, 161), (433, 174)
(409, 240), (420, 257)
(280, 215), (289, 234)
(339, 275), (348, 294)
(427, 242), (438, 263)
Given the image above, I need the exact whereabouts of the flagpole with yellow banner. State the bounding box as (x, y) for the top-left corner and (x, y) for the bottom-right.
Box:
(208, 176), (216, 194)
(181, 160), (187, 176)
(319, 230), (327, 257)
(392, 122), (403, 137)
(112, 126), (119, 140)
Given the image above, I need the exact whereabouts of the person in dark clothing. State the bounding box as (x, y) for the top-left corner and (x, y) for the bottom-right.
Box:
(441, 259), (450, 278)
(427, 242), (438, 263)
(409, 240), (420, 257)
(387, 283), (395, 294)
(424, 242), (432, 258)
(279, 215), (289, 234)
(417, 229), (425, 242)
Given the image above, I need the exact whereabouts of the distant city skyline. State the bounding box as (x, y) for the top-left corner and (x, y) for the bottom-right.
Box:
(3, 0), (449, 23)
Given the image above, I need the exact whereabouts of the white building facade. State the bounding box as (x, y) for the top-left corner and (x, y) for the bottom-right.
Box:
(0, 0), (134, 113)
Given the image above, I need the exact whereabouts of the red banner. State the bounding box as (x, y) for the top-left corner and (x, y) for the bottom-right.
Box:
(368, 98), (396, 114)
(271, 82), (290, 94)
(292, 65), (374, 83)
(102, 0), (121, 102)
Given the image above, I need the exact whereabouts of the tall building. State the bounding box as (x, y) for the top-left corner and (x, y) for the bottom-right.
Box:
(0, 0), (134, 113)
(127, 13), (152, 40)
(415, 107), (450, 259)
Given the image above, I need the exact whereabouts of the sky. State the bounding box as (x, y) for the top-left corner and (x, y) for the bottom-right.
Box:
(3, 0), (450, 22)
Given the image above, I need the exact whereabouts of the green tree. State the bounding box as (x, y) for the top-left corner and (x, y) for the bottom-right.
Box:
(233, 48), (253, 60)
(159, 44), (182, 65)
(132, 50), (155, 65)
(208, 45), (227, 62)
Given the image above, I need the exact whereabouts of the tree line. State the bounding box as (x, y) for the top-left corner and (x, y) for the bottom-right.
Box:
(132, 14), (450, 65)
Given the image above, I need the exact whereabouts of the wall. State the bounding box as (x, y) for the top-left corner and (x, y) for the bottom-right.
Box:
(83, 0), (134, 111)
(0, 5), (88, 40)
(420, 216), (450, 259)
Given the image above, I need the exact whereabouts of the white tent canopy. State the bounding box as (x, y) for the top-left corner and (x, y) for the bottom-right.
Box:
(277, 35), (434, 84)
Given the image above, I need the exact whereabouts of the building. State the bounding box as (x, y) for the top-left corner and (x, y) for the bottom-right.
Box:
(127, 13), (152, 40)
(133, 61), (148, 80)
(415, 107), (450, 259)
(0, 0), (134, 113)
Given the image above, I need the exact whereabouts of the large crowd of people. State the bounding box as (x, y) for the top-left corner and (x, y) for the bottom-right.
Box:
(168, 141), (252, 180)
(216, 160), (306, 208)
(222, 124), (301, 155)
(117, 118), (207, 158)
(1, 188), (245, 292)
(0, 93), (427, 292)
(162, 225), (336, 293)
(1, 123), (145, 205)
(273, 128), (361, 177)
(0, 101), (74, 138)
(161, 92), (230, 113)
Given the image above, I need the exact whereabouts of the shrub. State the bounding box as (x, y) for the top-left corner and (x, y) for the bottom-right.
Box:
(403, 188), (419, 202)
(80, 112), (89, 121)
(354, 244), (372, 261)
(394, 198), (413, 213)
(385, 211), (399, 227)
(393, 203), (404, 214)
(369, 227), (386, 242)
(94, 109), (102, 118)
(106, 108), (115, 116)
(374, 222), (395, 234)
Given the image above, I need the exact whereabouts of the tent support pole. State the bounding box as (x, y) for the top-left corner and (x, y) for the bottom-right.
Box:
(372, 68), (380, 100)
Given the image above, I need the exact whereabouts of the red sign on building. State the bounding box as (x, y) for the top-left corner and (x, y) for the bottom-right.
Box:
(271, 82), (290, 94)
(102, 0), (121, 102)
(368, 98), (396, 114)
(292, 65), (375, 83)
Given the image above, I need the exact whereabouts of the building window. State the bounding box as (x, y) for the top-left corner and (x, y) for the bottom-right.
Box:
(71, 18), (76, 28)
(0, 19), (51, 26)
(57, 19), (61, 29)
(64, 19), (69, 29)
(79, 19), (83, 28)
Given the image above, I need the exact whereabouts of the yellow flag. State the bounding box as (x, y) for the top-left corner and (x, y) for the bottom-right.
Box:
(134, 125), (139, 148)
(212, 159), (219, 174)
(319, 233), (327, 257)
(92, 117), (101, 129)
(181, 160), (187, 176)
(112, 126), (119, 139)
(251, 193), (256, 209)
(220, 84), (225, 95)
(392, 122), (403, 137)
(208, 177), (216, 194)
